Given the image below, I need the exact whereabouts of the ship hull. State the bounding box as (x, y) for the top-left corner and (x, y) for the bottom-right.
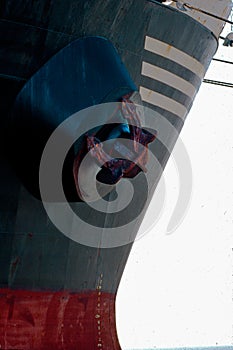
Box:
(0, 1), (225, 348)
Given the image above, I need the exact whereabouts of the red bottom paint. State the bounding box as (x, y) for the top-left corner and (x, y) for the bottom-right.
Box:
(0, 288), (121, 350)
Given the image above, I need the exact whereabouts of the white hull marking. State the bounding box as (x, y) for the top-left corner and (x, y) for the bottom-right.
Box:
(141, 61), (197, 100)
(144, 36), (205, 79)
(140, 86), (188, 120)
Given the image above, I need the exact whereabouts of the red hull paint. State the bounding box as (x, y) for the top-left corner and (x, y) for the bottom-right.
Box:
(0, 288), (121, 350)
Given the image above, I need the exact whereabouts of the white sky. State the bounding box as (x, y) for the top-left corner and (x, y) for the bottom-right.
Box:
(116, 22), (233, 350)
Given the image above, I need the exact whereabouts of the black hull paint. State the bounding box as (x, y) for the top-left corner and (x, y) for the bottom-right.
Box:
(0, 1), (219, 348)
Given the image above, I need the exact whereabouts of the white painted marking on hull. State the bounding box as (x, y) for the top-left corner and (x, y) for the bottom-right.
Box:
(141, 61), (197, 99)
(139, 86), (187, 120)
(144, 36), (205, 79)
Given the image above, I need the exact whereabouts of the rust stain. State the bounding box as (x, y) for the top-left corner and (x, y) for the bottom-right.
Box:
(6, 295), (15, 320)
(19, 308), (35, 327)
(166, 43), (172, 53)
(10, 256), (20, 277)
(147, 90), (152, 98)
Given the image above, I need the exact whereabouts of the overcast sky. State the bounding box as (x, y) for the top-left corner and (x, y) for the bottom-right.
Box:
(116, 21), (233, 350)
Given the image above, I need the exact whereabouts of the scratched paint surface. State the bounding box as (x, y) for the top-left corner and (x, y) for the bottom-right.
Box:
(0, 289), (120, 350)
